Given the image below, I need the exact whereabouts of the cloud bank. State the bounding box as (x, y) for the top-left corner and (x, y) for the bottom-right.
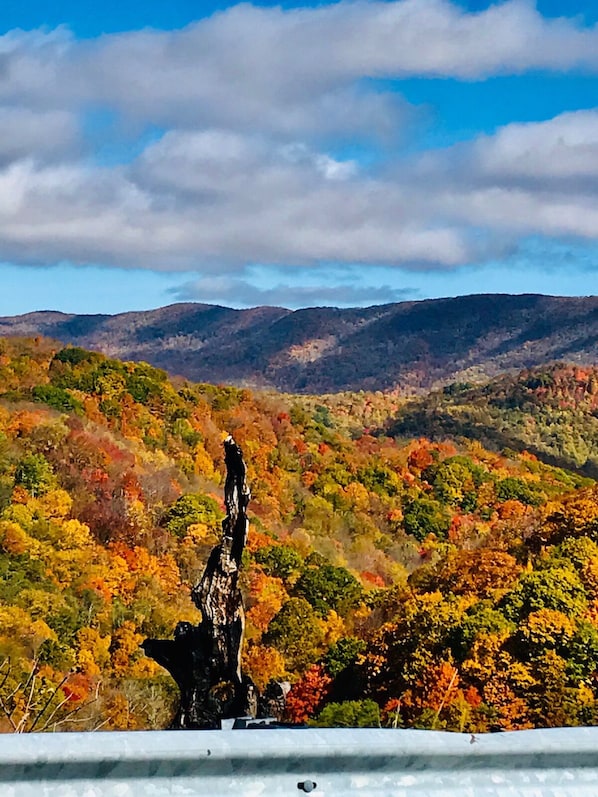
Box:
(0, 0), (597, 298)
(170, 274), (416, 308)
(3, 0), (598, 134)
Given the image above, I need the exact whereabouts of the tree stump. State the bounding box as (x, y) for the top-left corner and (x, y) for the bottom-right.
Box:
(142, 435), (257, 729)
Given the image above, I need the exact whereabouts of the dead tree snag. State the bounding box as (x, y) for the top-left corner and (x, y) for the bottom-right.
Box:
(142, 435), (257, 728)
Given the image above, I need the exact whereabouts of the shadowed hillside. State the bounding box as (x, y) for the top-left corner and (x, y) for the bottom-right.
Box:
(0, 294), (596, 392)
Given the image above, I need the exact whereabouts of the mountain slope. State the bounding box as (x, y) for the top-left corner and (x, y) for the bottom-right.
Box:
(0, 337), (597, 733)
(0, 293), (597, 392)
(385, 363), (598, 477)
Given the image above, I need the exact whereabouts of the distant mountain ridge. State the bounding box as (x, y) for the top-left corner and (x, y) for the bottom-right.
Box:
(0, 294), (596, 392)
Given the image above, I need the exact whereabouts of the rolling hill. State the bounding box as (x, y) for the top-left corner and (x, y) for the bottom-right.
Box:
(0, 337), (597, 733)
(385, 363), (598, 478)
(0, 293), (596, 392)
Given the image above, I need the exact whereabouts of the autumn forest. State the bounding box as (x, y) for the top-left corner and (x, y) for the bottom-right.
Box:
(1, 336), (598, 733)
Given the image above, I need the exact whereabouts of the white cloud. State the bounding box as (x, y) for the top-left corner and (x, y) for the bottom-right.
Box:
(170, 274), (416, 308)
(419, 110), (598, 185)
(0, 130), (472, 270)
(0, 107), (79, 165)
(436, 186), (598, 239)
(2, 1), (598, 137)
(3, 108), (598, 272)
(414, 109), (598, 240)
(0, 4), (597, 282)
(470, 110), (598, 183)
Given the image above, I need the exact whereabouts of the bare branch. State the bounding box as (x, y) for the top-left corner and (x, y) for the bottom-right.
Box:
(39, 679), (102, 733)
(15, 673), (38, 733)
(22, 659), (39, 696)
(28, 673), (68, 733)
(0, 658), (12, 693)
(37, 695), (73, 732)
(0, 695), (18, 731)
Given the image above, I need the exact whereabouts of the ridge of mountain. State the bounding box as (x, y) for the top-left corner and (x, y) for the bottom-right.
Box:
(384, 362), (598, 478)
(0, 293), (596, 392)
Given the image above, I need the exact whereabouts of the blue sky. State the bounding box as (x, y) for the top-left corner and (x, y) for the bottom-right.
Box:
(0, 0), (597, 314)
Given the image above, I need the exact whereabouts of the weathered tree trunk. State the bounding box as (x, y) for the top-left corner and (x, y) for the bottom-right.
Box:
(142, 435), (257, 729)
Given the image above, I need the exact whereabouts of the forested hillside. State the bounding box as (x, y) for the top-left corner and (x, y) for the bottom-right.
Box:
(1, 293), (596, 392)
(387, 364), (598, 478)
(0, 337), (597, 732)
